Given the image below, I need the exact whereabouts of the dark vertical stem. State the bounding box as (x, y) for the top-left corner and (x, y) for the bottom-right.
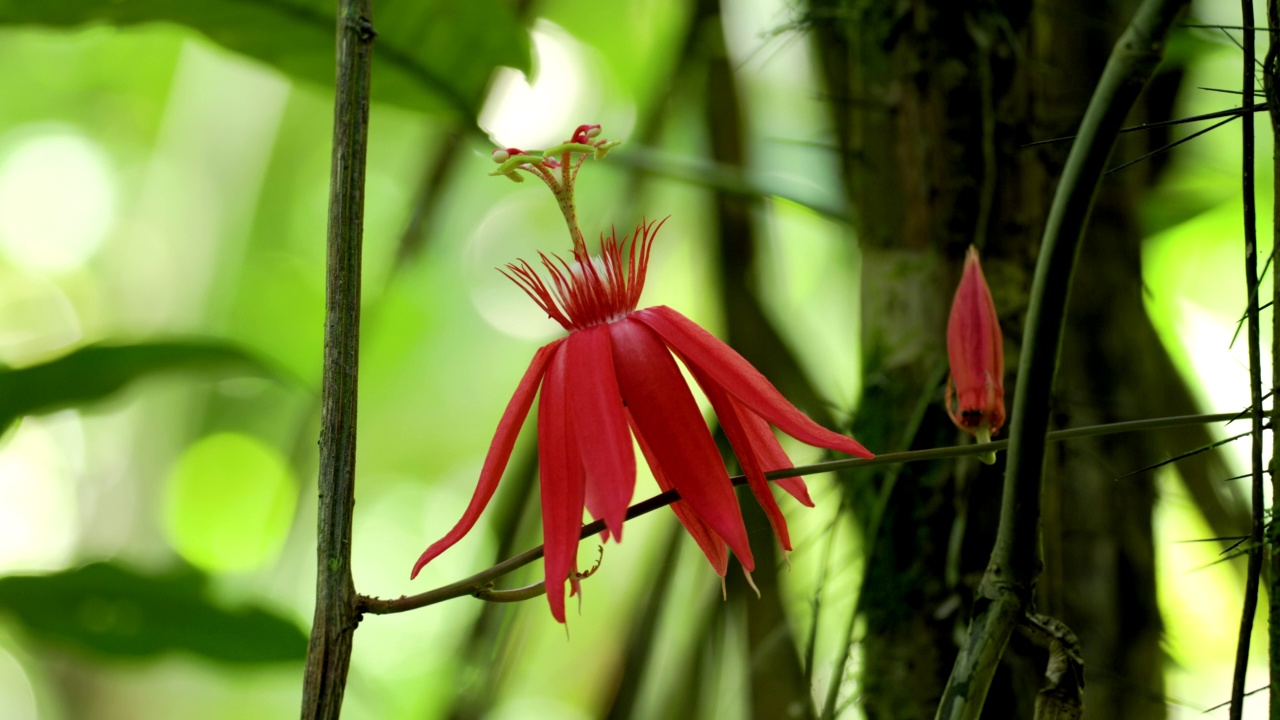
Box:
(1230, 1), (1263, 717)
(300, 2), (375, 718)
(1267, 3), (1280, 716)
(935, 0), (1187, 716)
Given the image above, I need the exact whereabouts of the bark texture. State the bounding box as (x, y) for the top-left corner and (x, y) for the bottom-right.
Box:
(806, 0), (1225, 717)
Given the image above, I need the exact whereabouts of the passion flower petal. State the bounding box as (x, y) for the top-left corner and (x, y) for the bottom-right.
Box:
(411, 340), (563, 579)
(537, 345), (586, 623)
(629, 412), (729, 576)
(694, 367), (795, 551)
(737, 408), (813, 507)
(634, 306), (873, 460)
(564, 325), (635, 541)
(609, 317), (755, 571)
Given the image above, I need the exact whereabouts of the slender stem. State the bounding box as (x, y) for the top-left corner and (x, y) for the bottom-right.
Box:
(1231, 0), (1264, 716)
(936, 0), (1188, 716)
(558, 160), (585, 251)
(1266, 3), (1280, 715)
(360, 411), (1235, 616)
(299, 2), (375, 718)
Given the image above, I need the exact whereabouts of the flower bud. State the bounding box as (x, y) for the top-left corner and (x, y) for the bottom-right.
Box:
(946, 246), (1005, 452)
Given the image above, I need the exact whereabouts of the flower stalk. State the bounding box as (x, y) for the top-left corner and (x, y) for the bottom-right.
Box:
(367, 411), (1239, 617)
(301, 2), (374, 718)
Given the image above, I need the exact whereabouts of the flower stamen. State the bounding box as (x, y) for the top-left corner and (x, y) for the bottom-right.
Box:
(488, 125), (620, 252)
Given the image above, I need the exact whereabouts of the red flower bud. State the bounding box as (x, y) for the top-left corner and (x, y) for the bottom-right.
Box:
(946, 246), (1005, 442)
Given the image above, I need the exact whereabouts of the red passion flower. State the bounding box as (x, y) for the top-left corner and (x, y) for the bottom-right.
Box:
(412, 125), (873, 622)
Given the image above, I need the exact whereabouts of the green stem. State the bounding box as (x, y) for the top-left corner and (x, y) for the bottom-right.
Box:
(360, 410), (1231, 617)
(935, 0), (1188, 716)
(557, 160), (585, 251)
(299, 2), (374, 718)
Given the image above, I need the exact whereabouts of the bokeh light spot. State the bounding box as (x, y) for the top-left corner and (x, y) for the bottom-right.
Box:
(0, 413), (82, 573)
(465, 193), (567, 342)
(164, 432), (297, 573)
(479, 22), (593, 149)
(0, 126), (117, 272)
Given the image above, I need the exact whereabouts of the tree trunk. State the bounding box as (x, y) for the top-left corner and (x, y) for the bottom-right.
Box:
(806, 0), (1208, 716)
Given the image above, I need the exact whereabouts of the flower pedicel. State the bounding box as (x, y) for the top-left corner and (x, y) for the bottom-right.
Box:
(412, 124), (873, 622)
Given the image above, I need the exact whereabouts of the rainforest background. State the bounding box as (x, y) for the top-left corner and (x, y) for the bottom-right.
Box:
(0, 0), (1264, 718)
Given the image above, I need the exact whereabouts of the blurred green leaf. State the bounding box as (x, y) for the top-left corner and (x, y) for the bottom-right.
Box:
(0, 341), (273, 431)
(0, 562), (306, 663)
(0, 0), (530, 120)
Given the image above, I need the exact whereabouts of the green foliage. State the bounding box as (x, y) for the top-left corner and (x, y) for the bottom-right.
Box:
(0, 562), (307, 663)
(0, 0), (531, 120)
(0, 341), (273, 432)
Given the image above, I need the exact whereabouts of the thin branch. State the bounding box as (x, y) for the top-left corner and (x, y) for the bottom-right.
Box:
(1181, 23), (1272, 30)
(1112, 431), (1253, 480)
(359, 411), (1236, 617)
(1266, 1), (1280, 714)
(1231, 300), (1274, 348)
(1229, 0), (1265, 713)
(1216, 536), (1258, 565)
(1217, 25), (1268, 71)
(1198, 86), (1269, 95)
(299, 2), (374, 719)
(1230, 246), (1273, 347)
(1172, 535), (1250, 544)
(1106, 115), (1239, 174)
(1021, 102), (1264, 147)
(1206, 685), (1271, 713)
(936, 0), (1189, 717)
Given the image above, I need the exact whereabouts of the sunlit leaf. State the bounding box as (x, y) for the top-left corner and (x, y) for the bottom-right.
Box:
(0, 341), (273, 432)
(0, 0), (531, 120)
(0, 562), (306, 663)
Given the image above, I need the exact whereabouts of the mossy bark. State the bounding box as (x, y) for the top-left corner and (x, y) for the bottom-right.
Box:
(806, 0), (1205, 717)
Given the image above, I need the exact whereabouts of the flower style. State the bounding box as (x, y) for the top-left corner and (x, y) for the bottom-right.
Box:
(412, 124), (873, 622)
(945, 245), (1005, 453)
